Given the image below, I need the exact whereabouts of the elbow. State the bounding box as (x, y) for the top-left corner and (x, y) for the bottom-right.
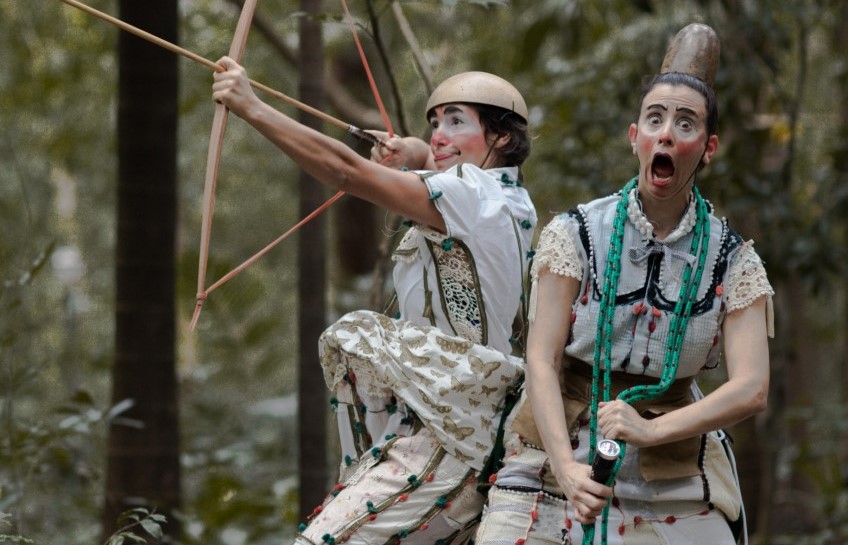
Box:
(746, 381), (769, 415)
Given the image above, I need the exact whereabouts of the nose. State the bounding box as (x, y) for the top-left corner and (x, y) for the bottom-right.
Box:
(430, 125), (448, 147)
(658, 120), (674, 145)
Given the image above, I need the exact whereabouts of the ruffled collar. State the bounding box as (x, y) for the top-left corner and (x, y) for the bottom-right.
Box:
(626, 188), (696, 244)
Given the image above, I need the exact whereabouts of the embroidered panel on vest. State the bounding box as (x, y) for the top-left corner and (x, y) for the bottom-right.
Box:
(424, 238), (487, 346)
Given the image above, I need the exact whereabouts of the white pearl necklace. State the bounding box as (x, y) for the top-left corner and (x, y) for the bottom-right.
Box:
(626, 188), (697, 244)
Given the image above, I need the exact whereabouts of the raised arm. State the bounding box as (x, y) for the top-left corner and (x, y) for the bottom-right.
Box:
(212, 56), (445, 232)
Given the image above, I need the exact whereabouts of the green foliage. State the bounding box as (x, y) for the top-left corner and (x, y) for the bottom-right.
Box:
(104, 508), (167, 545)
(0, 512), (33, 545)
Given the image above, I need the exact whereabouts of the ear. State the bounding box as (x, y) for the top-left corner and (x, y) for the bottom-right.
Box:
(493, 133), (511, 150)
(628, 123), (638, 155)
(701, 134), (719, 165)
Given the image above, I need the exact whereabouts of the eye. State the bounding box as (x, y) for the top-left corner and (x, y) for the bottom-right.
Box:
(450, 116), (463, 125)
(430, 119), (439, 130)
(677, 118), (694, 131)
(647, 113), (662, 125)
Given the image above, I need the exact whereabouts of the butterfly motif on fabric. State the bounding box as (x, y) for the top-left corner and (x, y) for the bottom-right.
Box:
(438, 375), (474, 397)
(420, 391), (453, 414)
(469, 355), (500, 379)
(443, 416), (475, 441)
(436, 336), (474, 354)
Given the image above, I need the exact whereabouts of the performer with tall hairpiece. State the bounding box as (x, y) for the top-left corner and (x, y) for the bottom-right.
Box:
(212, 62), (537, 544)
(474, 23), (773, 545)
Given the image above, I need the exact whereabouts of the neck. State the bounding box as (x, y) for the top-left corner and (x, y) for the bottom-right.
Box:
(639, 189), (692, 239)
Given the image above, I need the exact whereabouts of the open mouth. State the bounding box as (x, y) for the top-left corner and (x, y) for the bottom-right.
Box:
(651, 154), (675, 179)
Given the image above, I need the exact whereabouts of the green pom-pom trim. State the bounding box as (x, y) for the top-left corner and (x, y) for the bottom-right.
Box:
(441, 238), (454, 251)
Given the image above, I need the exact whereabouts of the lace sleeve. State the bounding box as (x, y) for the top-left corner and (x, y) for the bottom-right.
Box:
(528, 217), (583, 323)
(726, 241), (774, 313)
(530, 217), (583, 283)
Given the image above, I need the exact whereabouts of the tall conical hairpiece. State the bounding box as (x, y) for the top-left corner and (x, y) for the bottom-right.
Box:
(660, 23), (720, 87)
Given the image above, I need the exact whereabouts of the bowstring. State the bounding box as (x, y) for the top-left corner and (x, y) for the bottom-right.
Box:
(191, 0), (398, 328)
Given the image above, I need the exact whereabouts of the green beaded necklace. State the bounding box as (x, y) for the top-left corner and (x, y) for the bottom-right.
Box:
(582, 178), (711, 545)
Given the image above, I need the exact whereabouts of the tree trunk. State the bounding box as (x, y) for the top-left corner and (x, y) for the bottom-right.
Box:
(102, 1), (181, 542)
(835, 2), (848, 516)
(297, 0), (330, 520)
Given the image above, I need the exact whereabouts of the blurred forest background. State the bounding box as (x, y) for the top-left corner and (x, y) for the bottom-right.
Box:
(1, 0), (847, 543)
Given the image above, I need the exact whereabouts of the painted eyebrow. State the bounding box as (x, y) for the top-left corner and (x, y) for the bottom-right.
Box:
(428, 105), (465, 122)
(646, 104), (700, 118)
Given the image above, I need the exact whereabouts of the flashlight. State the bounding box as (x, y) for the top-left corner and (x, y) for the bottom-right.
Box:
(590, 439), (620, 485)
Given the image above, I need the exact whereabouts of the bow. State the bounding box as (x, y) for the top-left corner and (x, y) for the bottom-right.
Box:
(187, 0), (394, 329)
(57, 0), (394, 328)
(191, 0), (259, 330)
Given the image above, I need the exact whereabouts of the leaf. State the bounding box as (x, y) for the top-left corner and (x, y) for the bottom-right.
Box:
(140, 519), (164, 539)
(70, 389), (96, 406)
(106, 399), (135, 421)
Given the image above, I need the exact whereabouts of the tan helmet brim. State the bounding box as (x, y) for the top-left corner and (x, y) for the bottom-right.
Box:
(425, 71), (528, 121)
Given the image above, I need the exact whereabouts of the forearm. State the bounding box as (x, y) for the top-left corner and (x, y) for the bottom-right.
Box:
(239, 100), (445, 229)
(646, 374), (767, 446)
(525, 357), (576, 471)
(242, 99), (363, 191)
(625, 298), (770, 447)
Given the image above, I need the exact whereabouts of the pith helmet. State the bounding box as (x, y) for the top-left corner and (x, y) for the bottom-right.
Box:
(425, 71), (528, 122)
(660, 23), (720, 86)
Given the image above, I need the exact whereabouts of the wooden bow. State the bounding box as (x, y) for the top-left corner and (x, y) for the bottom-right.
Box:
(57, 0), (393, 329)
(190, 0), (258, 331)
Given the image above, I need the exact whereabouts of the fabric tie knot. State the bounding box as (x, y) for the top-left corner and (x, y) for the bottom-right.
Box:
(628, 243), (695, 267)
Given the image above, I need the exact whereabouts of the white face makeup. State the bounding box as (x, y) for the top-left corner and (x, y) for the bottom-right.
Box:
(428, 104), (495, 170)
(628, 84), (717, 207)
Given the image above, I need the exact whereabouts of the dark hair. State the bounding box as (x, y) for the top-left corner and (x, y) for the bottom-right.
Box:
(638, 72), (718, 136)
(468, 103), (531, 167)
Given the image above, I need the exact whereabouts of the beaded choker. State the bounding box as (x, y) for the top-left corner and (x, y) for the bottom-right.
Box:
(583, 178), (711, 545)
(626, 187), (697, 244)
